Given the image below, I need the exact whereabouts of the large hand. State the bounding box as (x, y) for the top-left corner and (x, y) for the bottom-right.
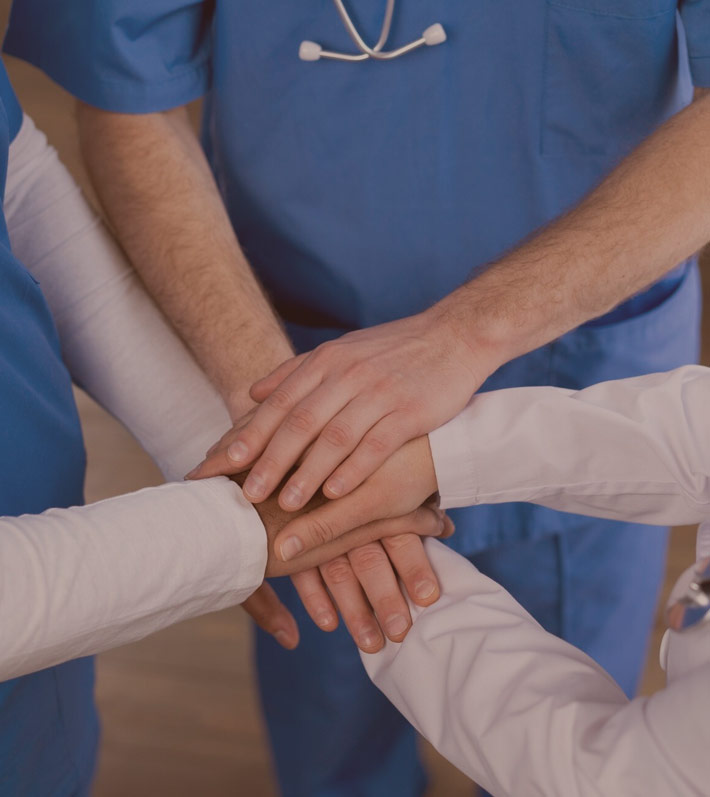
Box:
(188, 307), (487, 508)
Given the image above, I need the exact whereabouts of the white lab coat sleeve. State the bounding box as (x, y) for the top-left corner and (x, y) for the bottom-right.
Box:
(429, 365), (710, 526)
(364, 540), (710, 797)
(3, 114), (232, 481)
(0, 477), (266, 682)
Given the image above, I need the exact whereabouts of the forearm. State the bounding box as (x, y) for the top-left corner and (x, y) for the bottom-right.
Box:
(76, 102), (292, 418)
(429, 365), (710, 525)
(439, 91), (710, 378)
(0, 478), (266, 681)
(364, 540), (707, 796)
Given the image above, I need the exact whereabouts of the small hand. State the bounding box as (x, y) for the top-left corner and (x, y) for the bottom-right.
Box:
(240, 582), (300, 650)
(187, 306), (486, 508)
(290, 531), (448, 654)
(240, 472), (448, 653)
(272, 435), (446, 562)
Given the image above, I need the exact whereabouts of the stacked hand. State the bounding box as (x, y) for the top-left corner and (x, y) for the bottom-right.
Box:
(190, 436), (452, 655)
(187, 308), (482, 654)
(192, 307), (486, 508)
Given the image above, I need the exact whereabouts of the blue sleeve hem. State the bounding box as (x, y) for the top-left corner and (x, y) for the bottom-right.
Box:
(3, 41), (209, 113)
(690, 55), (710, 88)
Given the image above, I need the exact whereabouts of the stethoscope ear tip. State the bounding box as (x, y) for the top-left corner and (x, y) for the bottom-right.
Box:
(423, 23), (446, 47)
(299, 41), (323, 61)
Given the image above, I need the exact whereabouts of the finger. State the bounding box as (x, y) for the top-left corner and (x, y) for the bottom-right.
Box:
(275, 484), (440, 562)
(440, 513), (456, 539)
(220, 368), (325, 490)
(249, 353), (309, 403)
(277, 393), (393, 511)
(346, 542), (412, 643)
(319, 555), (385, 653)
(185, 443), (252, 480)
(290, 567), (339, 631)
(241, 582), (300, 649)
(272, 507), (445, 577)
(324, 415), (412, 499)
(382, 533), (441, 607)
(205, 408), (257, 458)
(242, 383), (356, 506)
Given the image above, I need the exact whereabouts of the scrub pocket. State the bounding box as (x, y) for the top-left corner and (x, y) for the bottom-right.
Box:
(542, 0), (680, 158)
(550, 262), (701, 389)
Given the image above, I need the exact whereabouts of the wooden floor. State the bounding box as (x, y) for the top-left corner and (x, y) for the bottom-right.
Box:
(1, 8), (707, 793)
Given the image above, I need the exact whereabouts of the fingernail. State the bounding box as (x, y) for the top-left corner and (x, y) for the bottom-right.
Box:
(414, 580), (436, 600)
(359, 627), (383, 651)
(274, 630), (293, 648)
(227, 441), (249, 463)
(184, 465), (201, 480)
(315, 611), (335, 628)
(385, 614), (409, 638)
(326, 477), (344, 497)
(244, 473), (266, 500)
(280, 536), (304, 562)
(282, 485), (303, 509)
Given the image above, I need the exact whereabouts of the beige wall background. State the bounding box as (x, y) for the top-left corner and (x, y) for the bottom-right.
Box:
(1, 4), (707, 795)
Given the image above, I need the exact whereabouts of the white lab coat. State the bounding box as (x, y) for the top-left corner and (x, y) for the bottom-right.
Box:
(365, 367), (710, 796)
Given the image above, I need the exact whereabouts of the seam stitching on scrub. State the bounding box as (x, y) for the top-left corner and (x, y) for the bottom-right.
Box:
(85, 58), (210, 88)
(547, 2), (675, 21)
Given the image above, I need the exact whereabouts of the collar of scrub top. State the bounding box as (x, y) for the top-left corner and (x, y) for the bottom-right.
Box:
(666, 557), (710, 632)
(299, 0), (447, 62)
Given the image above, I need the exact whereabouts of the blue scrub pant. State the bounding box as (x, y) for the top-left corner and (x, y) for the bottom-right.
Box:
(0, 657), (98, 796)
(257, 518), (669, 797)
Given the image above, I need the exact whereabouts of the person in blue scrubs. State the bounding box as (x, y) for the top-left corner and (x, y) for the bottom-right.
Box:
(5, 2), (708, 795)
(0, 63), (98, 795)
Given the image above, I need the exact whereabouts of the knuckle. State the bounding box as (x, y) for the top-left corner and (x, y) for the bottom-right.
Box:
(382, 532), (414, 552)
(254, 452), (282, 476)
(321, 558), (353, 585)
(266, 387), (296, 412)
(363, 433), (389, 456)
(312, 340), (337, 364)
(349, 544), (387, 573)
(307, 516), (336, 547)
(322, 420), (354, 449)
(285, 405), (317, 435)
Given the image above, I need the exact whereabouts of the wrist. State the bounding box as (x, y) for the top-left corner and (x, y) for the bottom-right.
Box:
(426, 289), (509, 387)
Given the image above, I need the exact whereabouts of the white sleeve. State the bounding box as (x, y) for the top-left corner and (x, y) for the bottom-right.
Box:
(364, 540), (710, 797)
(4, 114), (231, 481)
(0, 478), (266, 682)
(0, 116), (268, 679)
(429, 365), (710, 526)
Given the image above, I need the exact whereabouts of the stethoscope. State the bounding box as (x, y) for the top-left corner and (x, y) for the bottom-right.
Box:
(299, 0), (446, 62)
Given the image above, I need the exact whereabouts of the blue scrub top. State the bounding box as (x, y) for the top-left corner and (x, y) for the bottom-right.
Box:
(0, 60), (96, 795)
(6, 0), (706, 552)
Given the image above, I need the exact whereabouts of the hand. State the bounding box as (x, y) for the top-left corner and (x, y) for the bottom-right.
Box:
(291, 531), (449, 654)
(187, 306), (485, 509)
(270, 436), (443, 563)
(238, 473), (448, 653)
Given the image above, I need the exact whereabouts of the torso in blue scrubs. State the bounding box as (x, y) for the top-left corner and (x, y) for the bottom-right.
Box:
(6, 2), (707, 795)
(0, 63), (97, 796)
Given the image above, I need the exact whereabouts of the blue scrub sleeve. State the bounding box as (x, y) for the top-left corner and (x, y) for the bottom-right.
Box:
(4, 0), (214, 112)
(680, 0), (710, 86)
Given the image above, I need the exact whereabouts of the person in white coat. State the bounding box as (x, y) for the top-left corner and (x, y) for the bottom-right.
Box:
(203, 364), (710, 797)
